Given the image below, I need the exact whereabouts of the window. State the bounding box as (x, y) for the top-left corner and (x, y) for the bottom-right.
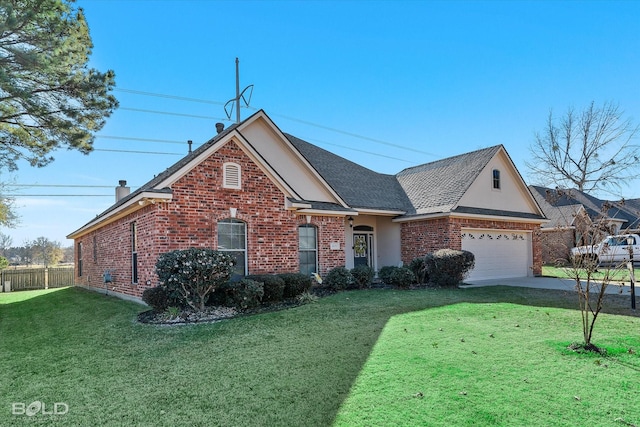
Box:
(77, 242), (83, 277)
(223, 162), (241, 189)
(93, 235), (98, 262)
(492, 169), (501, 189)
(298, 225), (318, 276)
(131, 222), (138, 284)
(218, 219), (247, 277)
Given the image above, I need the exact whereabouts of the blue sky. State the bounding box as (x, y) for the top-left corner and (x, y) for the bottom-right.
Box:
(4, 0), (640, 246)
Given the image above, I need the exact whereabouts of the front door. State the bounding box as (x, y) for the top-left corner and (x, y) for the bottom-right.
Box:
(353, 226), (374, 268)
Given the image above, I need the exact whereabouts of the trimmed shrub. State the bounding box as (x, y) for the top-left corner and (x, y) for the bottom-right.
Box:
(278, 273), (313, 298)
(141, 286), (171, 312)
(217, 279), (264, 310)
(423, 249), (475, 287)
(377, 266), (396, 285)
(246, 274), (286, 303)
(409, 257), (427, 284)
(350, 265), (375, 289)
(156, 248), (235, 311)
(382, 266), (415, 289)
(324, 266), (353, 291)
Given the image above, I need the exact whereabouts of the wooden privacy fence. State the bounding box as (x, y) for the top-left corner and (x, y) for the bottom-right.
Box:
(1, 268), (75, 292)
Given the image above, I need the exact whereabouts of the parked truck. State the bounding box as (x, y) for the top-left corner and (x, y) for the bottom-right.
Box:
(571, 234), (640, 265)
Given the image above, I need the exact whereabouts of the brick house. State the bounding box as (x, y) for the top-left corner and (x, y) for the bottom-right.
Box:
(68, 110), (547, 299)
(529, 185), (640, 264)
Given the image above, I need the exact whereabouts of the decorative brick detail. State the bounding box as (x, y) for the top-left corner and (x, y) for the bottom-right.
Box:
(73, 140), (348, 299)
(400, 217), (542, 276)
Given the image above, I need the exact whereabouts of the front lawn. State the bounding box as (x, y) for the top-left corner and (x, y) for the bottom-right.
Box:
(1, 286), (639, 426)
(543, 264), (640, 282)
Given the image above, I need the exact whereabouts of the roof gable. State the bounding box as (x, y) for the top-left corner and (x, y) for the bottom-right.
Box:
(530, 185), (640, 230)
(396, 145), (500, 215)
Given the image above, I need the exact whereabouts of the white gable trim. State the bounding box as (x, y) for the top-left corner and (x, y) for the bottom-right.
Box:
(67, 191), (173, 239)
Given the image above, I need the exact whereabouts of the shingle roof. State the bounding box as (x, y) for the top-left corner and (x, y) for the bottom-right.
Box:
(529, 186), (582, 228)
(396, 145), (502, 215)
(71, 110), (543, 239)
(285, 133), (413, 212)
(529, 185), (640, 230)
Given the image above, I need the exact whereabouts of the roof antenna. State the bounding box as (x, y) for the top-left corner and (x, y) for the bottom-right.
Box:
(187, 140), (192, 154)
(224, 57), (253, 124)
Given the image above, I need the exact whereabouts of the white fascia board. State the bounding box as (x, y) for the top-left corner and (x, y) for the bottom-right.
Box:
(295, 209), (357, 217)
(67, 192), (172, 239)
(285, 198), (312, 209)
(355, 208), (406, 217)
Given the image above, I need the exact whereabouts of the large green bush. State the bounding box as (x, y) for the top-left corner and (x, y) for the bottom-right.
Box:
(324, 266), (353, 291)
(155, 248), (235, 311)
(217, 279), (264, 310)
(350, 265), (375, 289)
(378, 266), (415, 289)
(141, 286), (171, 312)
(377, 266), (395, 284)
(278, 273), (313, 298)
(423, 249), (475, 287)
(409, 257), (427, 284)
(246, 274), (286, 303)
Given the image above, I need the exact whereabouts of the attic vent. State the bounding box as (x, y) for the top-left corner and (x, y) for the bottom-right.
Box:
(223, 162), (241, 189)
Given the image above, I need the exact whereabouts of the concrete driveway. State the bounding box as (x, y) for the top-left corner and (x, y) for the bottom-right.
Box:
(463, 276), (637, 295)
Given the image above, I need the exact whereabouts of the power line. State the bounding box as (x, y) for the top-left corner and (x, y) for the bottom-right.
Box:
(304, 137), (415, 164)
(120, 107), (227, 122)
(118, 88), (440, 159)
(8, 184), (134, 188)
(94, 148), (182, 156)
(18, 195), (111, 197)
(115, 88), (225, 105)
(96, 135), (190, 145)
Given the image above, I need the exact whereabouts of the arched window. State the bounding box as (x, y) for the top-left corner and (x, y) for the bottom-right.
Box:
(492, 169), (501, 190)
(223, 162), (241, 189)
(298, 224), (318, 276)
(218, 219), (247, 276)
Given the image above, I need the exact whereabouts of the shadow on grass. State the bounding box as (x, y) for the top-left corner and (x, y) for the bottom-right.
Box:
(0, 285), (637, 426)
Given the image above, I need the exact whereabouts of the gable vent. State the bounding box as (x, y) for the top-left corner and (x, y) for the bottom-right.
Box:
(223, 162), (241, 189)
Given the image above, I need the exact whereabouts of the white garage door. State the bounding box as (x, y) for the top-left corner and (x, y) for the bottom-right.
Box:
(461, 229), (531, 281)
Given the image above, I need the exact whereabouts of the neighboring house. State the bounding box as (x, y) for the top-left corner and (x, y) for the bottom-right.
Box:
(529, 185), (640, 263)
(68, 110), (547, 299)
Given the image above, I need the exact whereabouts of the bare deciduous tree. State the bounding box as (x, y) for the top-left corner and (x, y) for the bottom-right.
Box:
(527, 101), (639, 195)
(542, 189), (635, 352)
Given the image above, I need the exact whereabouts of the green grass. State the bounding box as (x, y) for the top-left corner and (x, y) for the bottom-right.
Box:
(1, 286), (639, 426)
(543, 264), (640, 281)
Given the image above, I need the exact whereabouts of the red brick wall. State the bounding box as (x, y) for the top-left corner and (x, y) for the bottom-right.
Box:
(73, 140), (347, 299)
(74, 204), (158, 298)
(539, 229), (575, 264)
(400, 216), (542, 276)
